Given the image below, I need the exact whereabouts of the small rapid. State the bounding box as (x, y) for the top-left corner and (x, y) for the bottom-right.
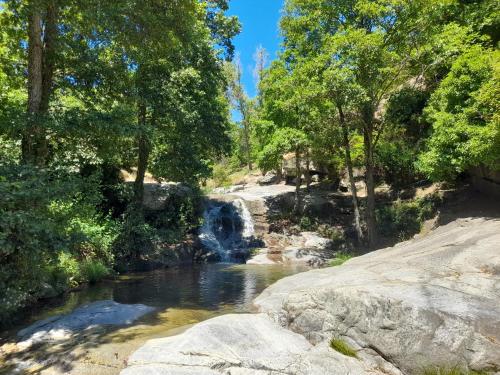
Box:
(199, 198), (258, 261)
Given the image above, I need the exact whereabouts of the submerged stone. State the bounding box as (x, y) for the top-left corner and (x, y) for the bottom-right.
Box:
(17, 300), (155, 348)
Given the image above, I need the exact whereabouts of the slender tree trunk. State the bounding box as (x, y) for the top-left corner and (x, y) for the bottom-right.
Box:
(134, 102), (149, 206)
(242, 117), (252, 170)
(23, 6), (44, 165)
(40, 1), (57, 112)
(338, 105), (364, 244)
(293, 148), (302, 214)
(275, 159), (283, 183)
(363, 116), (377, 248)
(305, 151), (311, 191)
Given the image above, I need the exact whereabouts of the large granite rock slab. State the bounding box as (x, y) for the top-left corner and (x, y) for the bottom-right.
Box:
(121, 313), (394, 375)
(255, 218), (500, 373)
(18, 300), (155, 348)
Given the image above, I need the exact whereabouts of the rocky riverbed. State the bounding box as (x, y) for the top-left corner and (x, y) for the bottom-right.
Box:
(121, 217), (500, 374)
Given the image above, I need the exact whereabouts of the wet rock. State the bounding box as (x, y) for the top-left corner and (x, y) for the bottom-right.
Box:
(302, 194), (334, 218)
(18, 300), (155, 348)
(38, 282), (58, 299)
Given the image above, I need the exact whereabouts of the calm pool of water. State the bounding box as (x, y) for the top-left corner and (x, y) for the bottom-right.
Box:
(6, 262), (308, 338)
(1, 263), (308, 374)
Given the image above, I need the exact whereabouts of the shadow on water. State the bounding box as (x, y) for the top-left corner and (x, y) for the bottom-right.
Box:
(0, 263), (307, 374)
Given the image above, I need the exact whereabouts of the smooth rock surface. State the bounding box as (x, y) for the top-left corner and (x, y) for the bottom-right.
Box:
(121, 314), (390, 375)
(18, 300), (155, 348)
(256, 218), (500, 373)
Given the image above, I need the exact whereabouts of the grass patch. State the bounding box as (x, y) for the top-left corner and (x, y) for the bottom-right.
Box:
(420, 366), (488, 375)
(329, 252), (354, 267)
(80, 260), (110, 284)
(329, 338), (357, 358)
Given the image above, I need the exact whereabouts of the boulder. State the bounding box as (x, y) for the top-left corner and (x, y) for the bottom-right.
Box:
(18, 300), (155, 348)
(258, 172), (279, 186)
(256, 218), (500, 373)
(121, 314), (393, 375)
(301, 231), (332, 250)
(143, 182), (193, 211)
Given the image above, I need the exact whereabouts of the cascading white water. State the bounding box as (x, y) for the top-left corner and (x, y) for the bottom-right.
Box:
(232, 199), (254, 238)
(199, 198), (256, 261)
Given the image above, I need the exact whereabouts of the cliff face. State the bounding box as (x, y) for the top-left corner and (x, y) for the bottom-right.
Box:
(122, 217), (500, 374)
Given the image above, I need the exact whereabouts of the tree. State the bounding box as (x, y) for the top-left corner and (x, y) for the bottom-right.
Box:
(225, 56), (254, 170)
(280, 0), (435, 247)
(418, 47), (500, 180)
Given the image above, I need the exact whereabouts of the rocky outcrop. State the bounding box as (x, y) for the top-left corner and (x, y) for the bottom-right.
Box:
(123, 218), (500, 374)
(256, 218), (500, 373)
(17, 300), (155, 348)
(121, 314), (392, 375)
(247, 231), (334, 266)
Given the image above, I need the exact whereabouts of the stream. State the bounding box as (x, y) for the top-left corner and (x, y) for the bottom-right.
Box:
(0, 197), (307, 374)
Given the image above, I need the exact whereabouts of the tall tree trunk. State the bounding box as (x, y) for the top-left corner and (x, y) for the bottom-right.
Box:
(293, 148), (302, 214)
(338, 105), (364, 244)
(23, 5), (44, 165)
(363, 117), (376, 248)
(133, 102), (149, 207)
(22, 1), (57, 166)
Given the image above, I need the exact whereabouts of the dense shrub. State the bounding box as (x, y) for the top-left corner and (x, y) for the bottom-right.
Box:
(376, 195), (440, 241)
(0, 164), (120, 323)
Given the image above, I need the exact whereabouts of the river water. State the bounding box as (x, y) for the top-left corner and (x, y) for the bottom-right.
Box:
(0, 263), (307, 374)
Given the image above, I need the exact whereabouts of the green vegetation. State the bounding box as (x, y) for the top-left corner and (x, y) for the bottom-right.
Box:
(377, 195), (441, 241)
(329, 253), (355, 267)
(330, 338), (358, 358)
(420, 366), (488, 375)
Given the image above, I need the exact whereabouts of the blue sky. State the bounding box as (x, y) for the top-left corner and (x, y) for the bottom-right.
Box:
(226, 0), (283, 99)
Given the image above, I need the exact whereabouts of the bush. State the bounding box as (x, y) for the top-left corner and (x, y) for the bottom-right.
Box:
(80, 260), (110, 284)
(0, 164), (120, 324)
(212, 163), (231, 187)
(376, 195), (440, 241)
(318, 225), (345, 245)
(299, 216), (315, 231)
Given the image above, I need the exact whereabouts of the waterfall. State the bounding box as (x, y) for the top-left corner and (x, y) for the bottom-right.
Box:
(199, 199), (256, 261)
